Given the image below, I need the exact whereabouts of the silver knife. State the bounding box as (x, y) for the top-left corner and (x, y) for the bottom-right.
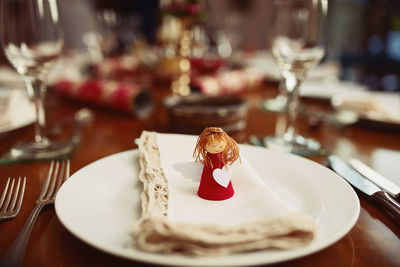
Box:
(349, 158), (400, 198)
(328, 155), (400, 224)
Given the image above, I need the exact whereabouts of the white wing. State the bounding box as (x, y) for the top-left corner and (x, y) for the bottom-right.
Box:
(173, 161), (203, 183)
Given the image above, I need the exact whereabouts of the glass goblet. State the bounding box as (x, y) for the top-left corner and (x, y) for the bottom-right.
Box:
(264, 0), (327, 155)
(1, 0), (72, 160)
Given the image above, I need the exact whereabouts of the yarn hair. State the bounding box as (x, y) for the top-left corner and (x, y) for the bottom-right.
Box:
(193, 127), (240, 168)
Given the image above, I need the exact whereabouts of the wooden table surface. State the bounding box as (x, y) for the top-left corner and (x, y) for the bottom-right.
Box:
(0, 83), (399, 267)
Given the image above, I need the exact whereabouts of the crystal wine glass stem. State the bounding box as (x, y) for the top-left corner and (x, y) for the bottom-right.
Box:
(275, 80), (288, 106)
(278, 80), (288, 100)
(283, 74), (303, 142)
(25, 78), (47, 144)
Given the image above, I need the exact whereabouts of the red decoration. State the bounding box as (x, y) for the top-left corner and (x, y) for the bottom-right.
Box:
(53, 79), (153, 118)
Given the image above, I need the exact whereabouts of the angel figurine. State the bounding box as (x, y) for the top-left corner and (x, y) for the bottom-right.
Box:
(193, 127), (240, 200)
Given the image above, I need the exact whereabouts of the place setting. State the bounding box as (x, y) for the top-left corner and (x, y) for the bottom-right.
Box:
(54, 129), (360, 266)
(1, 0), (400, 266)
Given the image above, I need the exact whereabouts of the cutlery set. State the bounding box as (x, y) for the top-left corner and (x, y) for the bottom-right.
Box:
(0, 160), (70, 267)
(328, 155), (400, 224)
(349, 158), (400, 198)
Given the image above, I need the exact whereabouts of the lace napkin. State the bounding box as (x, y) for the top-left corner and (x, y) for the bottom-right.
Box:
(133, 131), (315, 256)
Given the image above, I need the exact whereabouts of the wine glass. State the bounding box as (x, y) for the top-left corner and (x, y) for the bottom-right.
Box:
(264, 0), (327, 155)
(1, 0), (71, 160)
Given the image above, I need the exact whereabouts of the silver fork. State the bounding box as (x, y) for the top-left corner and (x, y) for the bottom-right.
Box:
(1, 160), (70, 267)
(0, 177), (26, 222)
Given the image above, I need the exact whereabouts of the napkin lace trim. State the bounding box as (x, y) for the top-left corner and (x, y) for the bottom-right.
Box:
(137, 131), (168, 218)
(133, 131), (315, 256)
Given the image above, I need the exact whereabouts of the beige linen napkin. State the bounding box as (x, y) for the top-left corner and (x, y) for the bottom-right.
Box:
(133, 131), (315, 256)
(332, 91), (400, 124)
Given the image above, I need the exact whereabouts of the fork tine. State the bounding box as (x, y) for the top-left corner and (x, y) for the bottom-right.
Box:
(65, 160), (70, 181)
(53, 161), (66, 194)
(0, 177), (10, 208)
(8, 177), (21, 212)
(50, 160), (69, 201)
(14, 177), (26, 214)
(45, 161), (61, 200)
(58, 160), (70, 190)
(1, 178), (15, 213)
(39, 161), (55, 200)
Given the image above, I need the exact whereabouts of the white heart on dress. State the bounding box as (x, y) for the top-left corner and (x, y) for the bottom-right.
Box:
(212, 166), (232, 188)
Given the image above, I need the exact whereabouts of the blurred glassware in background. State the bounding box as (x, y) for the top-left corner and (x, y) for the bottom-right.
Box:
(94, 8), (142, 56)
(215, 31), (233, 59)
(205, 1), (244, 59)
(191, 24), (209, 58)
(81, 9), (142, 63)
(189, 24), (229, 77)
(216, 11), (242, 59)
(0, 0), (73, 160)
(264, 0), (328, 155)
(79, 0), (159, 65)
(82, 32), (104, 64)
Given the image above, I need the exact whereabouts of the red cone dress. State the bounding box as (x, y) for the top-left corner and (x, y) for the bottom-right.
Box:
(197, 152), (234, 200)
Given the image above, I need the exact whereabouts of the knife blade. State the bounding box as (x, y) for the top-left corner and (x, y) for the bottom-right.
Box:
(328, 155), (400, 224)
(349, 158), (400, 197)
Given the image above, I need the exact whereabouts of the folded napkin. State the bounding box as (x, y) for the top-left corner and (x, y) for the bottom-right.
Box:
(191, 68), (264, 96)
(332, 91), (400, 124)
(300, 80), (367, 99)
(244, 51), (340, 82)
(90, 55), (140, 79)
(133, 131), (315, 256)
(372, 149), (400, 186)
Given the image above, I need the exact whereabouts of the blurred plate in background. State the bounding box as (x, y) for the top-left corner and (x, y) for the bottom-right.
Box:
(0, 88), (35, 134)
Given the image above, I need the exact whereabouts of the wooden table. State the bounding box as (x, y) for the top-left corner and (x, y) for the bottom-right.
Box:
(0, 84), (399, 267)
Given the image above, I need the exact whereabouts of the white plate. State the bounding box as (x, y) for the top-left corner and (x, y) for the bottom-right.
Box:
(0, 89), (35, 134)
(55, 145), (360, 266)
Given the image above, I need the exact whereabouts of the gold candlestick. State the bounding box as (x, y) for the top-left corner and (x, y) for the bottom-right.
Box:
(171, 27), (192, 96)
(159, 0), (206, 96)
